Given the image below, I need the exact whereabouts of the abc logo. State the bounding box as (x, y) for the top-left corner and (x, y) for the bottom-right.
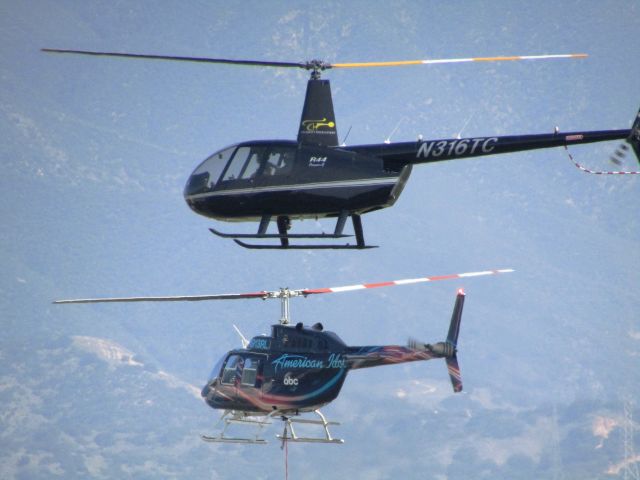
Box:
(283, 374), (299, 386)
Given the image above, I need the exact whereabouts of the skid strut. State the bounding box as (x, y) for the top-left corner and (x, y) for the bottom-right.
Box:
(210, 213), (376, 249)
(202, 409), (344, 445)
(276, 409), (344, 444)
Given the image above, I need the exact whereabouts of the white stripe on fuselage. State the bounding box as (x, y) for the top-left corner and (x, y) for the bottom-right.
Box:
(185, 177), (398, 200)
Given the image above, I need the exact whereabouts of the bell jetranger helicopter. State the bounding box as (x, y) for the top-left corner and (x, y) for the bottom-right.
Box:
(43, 48), (640, 249)
(54, 268), (513, 444)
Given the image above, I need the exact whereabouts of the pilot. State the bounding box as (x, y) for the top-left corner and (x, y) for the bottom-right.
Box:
(264, 151), (292, 176)
(234, 358), (244, 386)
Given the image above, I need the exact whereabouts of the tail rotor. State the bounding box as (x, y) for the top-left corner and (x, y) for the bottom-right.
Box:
(445, 289), (465, 392)
(626, 107), (640, 165)
(409, 289), (465, 392)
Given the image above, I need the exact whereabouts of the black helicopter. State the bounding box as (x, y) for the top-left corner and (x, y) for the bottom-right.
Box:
(43, 49), (640, 249)
(54, 268), (513, 444)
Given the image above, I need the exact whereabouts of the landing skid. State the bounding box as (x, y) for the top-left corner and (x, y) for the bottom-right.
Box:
(233, 240), (375, 250)
(200, 410), (272, 445)
(201, 409), (344, 445)
(208, 228), (350, 240)
(201, 435), (267, 445)
(210, 213), (376, 250)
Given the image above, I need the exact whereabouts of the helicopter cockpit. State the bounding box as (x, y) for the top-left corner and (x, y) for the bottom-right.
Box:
(184, 142), (298, 197)
(206, 355), (226, 385)
(202, 351), (265, 407)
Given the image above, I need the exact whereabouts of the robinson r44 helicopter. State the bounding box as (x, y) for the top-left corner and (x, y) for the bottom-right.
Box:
(43, 48), (640, 249)
(55, 268), (512, 444)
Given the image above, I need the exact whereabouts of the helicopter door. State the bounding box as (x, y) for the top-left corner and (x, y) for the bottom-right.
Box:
(237, 355), (266, 404)
(219, 354), (244, 401)
(219, 354), (265, 404)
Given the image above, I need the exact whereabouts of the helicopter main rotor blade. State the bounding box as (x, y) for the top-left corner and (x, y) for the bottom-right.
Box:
(54, 269), (513, 305)
(300, 268), (514, 296)
(41, 48), (305, 69)
(331, 53), (587, 69)
(53, 292), (269, 304)
(42, 49), (585, 72)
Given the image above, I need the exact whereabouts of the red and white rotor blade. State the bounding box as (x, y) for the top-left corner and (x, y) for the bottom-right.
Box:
(54, 269), (514, 304)
(300, 268), (514, 296)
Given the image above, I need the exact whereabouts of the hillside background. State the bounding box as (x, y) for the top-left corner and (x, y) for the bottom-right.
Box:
(1, 1), (639, 478)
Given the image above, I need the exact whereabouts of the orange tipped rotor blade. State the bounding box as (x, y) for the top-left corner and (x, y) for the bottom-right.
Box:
(331, 53), (587, 69)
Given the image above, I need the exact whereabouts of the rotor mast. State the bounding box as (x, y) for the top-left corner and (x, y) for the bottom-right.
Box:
(265, 288), (303, 325)
(279, 288), (292, 325)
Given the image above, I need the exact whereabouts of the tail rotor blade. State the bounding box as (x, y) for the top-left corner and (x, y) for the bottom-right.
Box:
(447, 289), (465, 346)
(446, 355), (463, 393)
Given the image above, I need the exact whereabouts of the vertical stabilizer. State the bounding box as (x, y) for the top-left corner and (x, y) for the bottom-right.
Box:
(626, 106), (640, 165)
(447, 289), (465, 346)
(297, 79), (338, 146)
(445, 289), (465, 392)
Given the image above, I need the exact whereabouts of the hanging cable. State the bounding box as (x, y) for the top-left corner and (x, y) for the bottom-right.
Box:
(281, 421), (289, 480)
(564, 144), (640, 175)
(284, 437), (289, 480)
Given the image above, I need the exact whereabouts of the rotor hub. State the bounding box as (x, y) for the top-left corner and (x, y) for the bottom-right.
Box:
(304, 59), (331, 79)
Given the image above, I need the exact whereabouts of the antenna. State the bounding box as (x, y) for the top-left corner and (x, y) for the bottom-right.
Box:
(232, 324), (249, 348)
(384, 117), (406, 144)
(340, 125), (352, 146)
(454, 113), (474, 140)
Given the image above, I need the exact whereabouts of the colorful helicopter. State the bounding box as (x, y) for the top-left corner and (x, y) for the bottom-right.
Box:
(54, 268), (513, 444)
(42, 49), (640, 249)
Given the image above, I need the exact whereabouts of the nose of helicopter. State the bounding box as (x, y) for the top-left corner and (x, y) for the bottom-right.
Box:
(200, 383), (217, 409)
(201, 383), (211, 398)
(201, 380), (221, 406)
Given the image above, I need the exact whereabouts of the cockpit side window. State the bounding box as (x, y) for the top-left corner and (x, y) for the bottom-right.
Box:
(240, 357), (260, 386)
(221, 148), (248, 181)
(221, 355), (242, 385)
(240, 150), (262, 179)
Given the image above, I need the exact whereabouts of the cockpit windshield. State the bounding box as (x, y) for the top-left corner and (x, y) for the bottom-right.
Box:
(184, 146), (236, 196)
(207, 355), (227, 382)
(185, 143), (298, 197)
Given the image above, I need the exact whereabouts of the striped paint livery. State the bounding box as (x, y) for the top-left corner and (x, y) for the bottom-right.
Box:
(302, 269), (514, 295)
